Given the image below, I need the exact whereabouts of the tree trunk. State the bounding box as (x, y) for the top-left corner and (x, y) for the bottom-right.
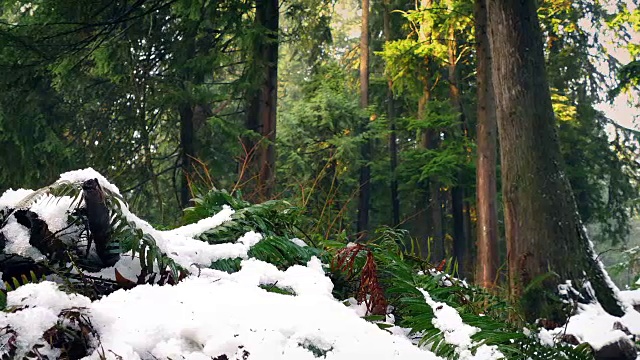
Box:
(356, 0), (371, 238)
(383, 0), (400, 228)
(416, 0), (443, 262)
(463, 201), (475, 281)
(428, 179), (444, 262)
(447, 2), (466, 276)
(179, 103), (195, 208)
(487, 0), (625, 321)
(474, 0), (499, 289)
(451, 187), (465, 274)
(242, 0), (279, 202)
(178, 31), (197, 209)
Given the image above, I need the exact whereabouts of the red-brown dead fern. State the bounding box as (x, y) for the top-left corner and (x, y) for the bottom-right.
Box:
(332, 244), (387, 316)
(357, 251), (387, 315)
(331, 244), (366, 279)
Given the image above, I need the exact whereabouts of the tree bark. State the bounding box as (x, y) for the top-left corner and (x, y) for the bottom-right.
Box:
(242, 0), (279, 202)
(474, 0), (499, 289)
(383, 0), (400, 228)
(487, 0), (625, 320)
(179, 30), (197, 208)
(463, 201), (475, 280)
(446, 1), (466, 276)
(416, 0), (444, 261)
(451, 187), (465, 274)
(179, 102), (195, 208)
(356, 0), (371, 238)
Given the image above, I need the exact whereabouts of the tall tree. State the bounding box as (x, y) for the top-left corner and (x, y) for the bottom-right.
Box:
(242, 0), (280, 202)
(487, 0), (625, 320)
(416, 0), (445, 262)
(446, 0), (466, 276)
(474, 0), (499, 288)
(178, 28), (197, 209)
(383, 0), (400, 228)
(356, 0), (371, 237)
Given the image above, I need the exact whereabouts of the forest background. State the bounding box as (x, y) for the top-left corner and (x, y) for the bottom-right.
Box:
(0, 0), (639, 299)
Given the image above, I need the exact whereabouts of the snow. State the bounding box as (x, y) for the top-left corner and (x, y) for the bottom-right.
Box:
(344, 297), (369, 317)
(7, 281), (91, 313)
(5, 307), (60, 356)
(3, 261), (442, 360)
(165, 230), (263, 269)
(30, 195), (76, 233)
(0, 169), (447, 359)
(538, 329), (556, 347)
(620, 289), (640, 305)
(164, 205), (234, 238)
(0, 168), (637, 360)
(541, 300), (640, 350)
(2, 282), (91, 357)
(539, 228), (640, 351)
(80, 255), (146, 282)
(419, 289), (504, 360)
(0, 188), (34, 211)
(57, 168), (121, 195)
(56, 169), (255, 270)
(0, 216), (45, 261)
(584, 225), (632, 312)
(289, 237), (307, 247)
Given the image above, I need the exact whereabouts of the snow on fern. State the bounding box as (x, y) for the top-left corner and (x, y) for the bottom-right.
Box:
(0, 168), (444, 360)
(419, 289), (504, 360)
(1, 168), (636, 360)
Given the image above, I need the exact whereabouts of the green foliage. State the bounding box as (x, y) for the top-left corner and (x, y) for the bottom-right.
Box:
(610, 60), (640, 98)
(277, 61), (362, 234)
(329, 233), (596, 360)
(188, 190), (304, 241)
(536, 0), (640, 245)
(607, 245), (640, 289)
(0, 178), (186, 300)
(105, 188), (184, 282)
(184, 189), (322, 273)
(0, 171), (607, 360)
(558, 104), (640, 244)
(259, 283), (296, 295)
(0, 0), (638, 350)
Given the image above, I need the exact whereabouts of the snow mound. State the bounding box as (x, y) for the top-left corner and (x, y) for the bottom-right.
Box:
(419, 289), (504, 360)
(2, 168), (635, 360)
(0, 169), (444, 359)
(5, 259), (440, 360)
(539, 298), (640, 351)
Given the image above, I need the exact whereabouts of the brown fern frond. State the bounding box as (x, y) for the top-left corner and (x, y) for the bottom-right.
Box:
(357, 251), (388, 316)
(331, 244), (367, 278)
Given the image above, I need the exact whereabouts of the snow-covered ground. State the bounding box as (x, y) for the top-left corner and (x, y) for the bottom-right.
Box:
(540, 291), (640, 350)
(0, 169), (446, 359)
(0, 168), (638, 359)
(5, 260), (440, 360)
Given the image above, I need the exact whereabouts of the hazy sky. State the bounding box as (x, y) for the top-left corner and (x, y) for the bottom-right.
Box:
(595, 32), (639, 131)
(594, 0), (639, 131)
